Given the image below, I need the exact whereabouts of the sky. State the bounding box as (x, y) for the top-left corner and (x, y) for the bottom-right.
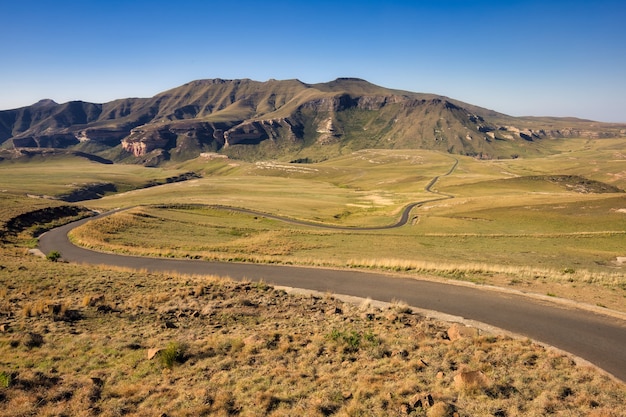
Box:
(1, 0), (625, 122)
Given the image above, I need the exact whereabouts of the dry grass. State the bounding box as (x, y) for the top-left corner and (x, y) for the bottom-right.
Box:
(68, 208), (626, 312)
(0, 247), (624, 416)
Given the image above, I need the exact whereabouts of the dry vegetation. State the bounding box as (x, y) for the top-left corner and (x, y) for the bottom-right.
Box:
(1, 141), (626, 415)
(1, 247), (625, 416)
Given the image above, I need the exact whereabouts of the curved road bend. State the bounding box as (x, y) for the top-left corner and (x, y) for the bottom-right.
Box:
(200, 157), (459, 231)
(40, 214), (626, 382)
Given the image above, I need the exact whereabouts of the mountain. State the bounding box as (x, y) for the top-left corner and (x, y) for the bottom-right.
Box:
(1, 78), (624, 165)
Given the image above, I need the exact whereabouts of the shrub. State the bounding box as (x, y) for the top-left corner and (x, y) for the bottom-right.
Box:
(159, 342), (187, 369)
(46, 250), (61, 262)
(0, 371), (11, 388)
(328, 328), (362, 352)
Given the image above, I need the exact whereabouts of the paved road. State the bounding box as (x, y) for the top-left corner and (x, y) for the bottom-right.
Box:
(39, 213), (626, 382)
(155, 157), (460, 231)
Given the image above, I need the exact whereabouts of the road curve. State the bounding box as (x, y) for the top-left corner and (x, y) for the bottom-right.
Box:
(198, 157), (458, 231)
(39, 214), (626, 382)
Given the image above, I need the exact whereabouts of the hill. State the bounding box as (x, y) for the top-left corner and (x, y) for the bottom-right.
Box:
(1, 78), (625, 165)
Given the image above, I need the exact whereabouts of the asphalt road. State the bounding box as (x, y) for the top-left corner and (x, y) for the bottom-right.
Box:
(39, 213), (626, 382)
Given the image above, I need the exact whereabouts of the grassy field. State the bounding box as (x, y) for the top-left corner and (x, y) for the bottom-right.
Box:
(43, 140), (625, 312)
(0, 153), (189, 197)
(1, 138), (626, 415)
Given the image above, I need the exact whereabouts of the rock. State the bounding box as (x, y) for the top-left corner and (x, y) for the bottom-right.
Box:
(398, 403), (411, 415)
(164, 321), (178, 329)
(85, 294), (105, 307)
(447, 324), (479, 341)
(385, 312), (399, 323)
(426, 402), (455, 417)
(147, 348), (162, 360)
(392, 349), (409, 358)
(27, 248), (46, 258)
(409, 393), (434, 409)
(243, 334), (264, 346)
(326, 307), (342, 315)
(361, 312), (375, 321)
(453, 370), (491, 390)
(0, 324), (8, 333)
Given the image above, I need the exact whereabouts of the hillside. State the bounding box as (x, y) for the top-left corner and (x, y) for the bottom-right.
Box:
(1, 243), (624, 416)
(1, 78), (625, 165)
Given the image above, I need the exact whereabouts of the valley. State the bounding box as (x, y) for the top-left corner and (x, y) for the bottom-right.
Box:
(0, 80), (625, 416)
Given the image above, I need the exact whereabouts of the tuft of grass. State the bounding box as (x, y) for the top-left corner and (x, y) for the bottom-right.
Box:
(158, 342), (187, 369)
(0, 372), (11, 388)
(390, 299), (412, 314)
(46, 251), (61, 262)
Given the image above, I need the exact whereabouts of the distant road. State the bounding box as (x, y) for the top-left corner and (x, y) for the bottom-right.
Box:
(212, 156), (458, 231)
(39, 212), (626, 382)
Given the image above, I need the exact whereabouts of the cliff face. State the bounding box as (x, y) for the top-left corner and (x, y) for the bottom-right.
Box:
(1, 78), (624, 164)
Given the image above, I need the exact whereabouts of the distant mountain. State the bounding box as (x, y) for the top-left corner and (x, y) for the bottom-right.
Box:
(1, 78), (624, 165)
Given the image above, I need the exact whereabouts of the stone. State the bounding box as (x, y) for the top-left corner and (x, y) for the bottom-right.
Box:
(326, 306), (342, 315)
(147, 348), (162, 360)
(453, 370), (491, 390)
(409, 393), (434, 409)
(447, 324), (479, 341)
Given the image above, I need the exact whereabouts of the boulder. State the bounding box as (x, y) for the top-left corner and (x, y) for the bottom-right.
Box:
(453, 370), (491, 390)
(147, 348), (162, 360)
(447, 323), (479, 341)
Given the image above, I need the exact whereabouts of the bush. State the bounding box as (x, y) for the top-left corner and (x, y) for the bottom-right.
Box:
(159, 342), (187, 368)
(46, 250), (61, 262)
(0, 371), (11, 388)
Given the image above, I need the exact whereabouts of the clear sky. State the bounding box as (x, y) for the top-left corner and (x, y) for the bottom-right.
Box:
(2, 0), (625, 122)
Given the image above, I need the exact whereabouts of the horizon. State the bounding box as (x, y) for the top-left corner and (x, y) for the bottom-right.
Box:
(2, 0), (625, 123)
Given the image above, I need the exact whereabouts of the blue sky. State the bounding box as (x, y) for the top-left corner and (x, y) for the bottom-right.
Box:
(2, 0), (625, 122)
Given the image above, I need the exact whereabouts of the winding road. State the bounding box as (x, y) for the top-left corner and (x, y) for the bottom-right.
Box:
(194, 157), (459, 231)
(37, 156), (626, 382)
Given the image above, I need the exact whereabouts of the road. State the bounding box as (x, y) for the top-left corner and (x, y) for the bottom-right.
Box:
(39, 213), (626, 382)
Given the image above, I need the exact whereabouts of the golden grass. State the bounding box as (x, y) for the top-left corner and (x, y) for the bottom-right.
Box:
(1, 246), (625, 416)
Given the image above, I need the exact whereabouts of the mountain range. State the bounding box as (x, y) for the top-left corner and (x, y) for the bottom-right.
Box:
(1, 78), (624, 165)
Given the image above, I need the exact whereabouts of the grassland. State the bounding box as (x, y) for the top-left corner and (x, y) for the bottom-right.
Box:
(48, 139), (626, 312)
(1, 247), (625, 416)
(0, 153), (190, 197)
(1, 137), (626, 415)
